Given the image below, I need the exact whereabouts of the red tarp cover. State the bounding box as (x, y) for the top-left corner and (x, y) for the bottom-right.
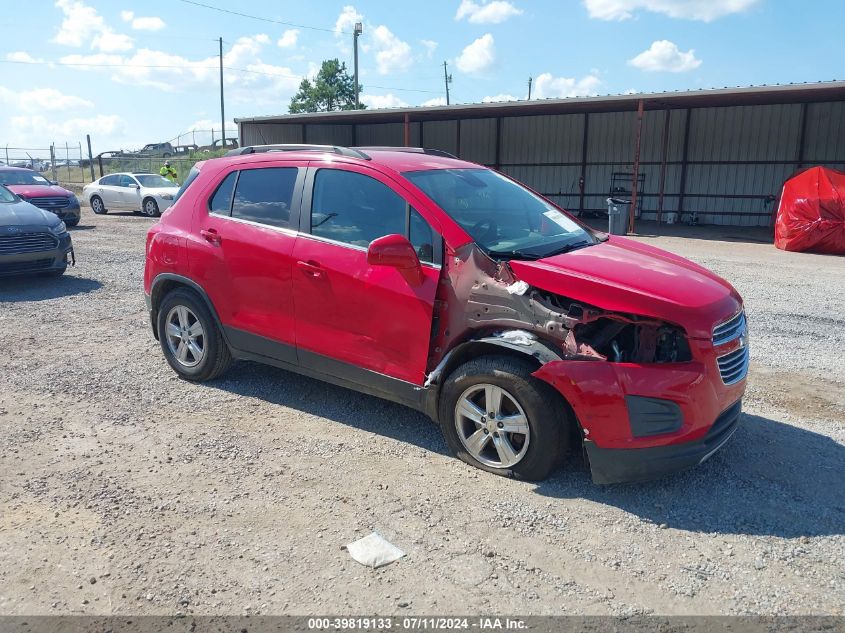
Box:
(775, 166), (845, 254)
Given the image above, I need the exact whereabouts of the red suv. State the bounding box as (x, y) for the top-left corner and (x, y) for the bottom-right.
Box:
(144, 145), (748, 484)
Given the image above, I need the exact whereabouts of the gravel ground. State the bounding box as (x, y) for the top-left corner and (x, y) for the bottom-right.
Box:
(0, 213), (843, 616)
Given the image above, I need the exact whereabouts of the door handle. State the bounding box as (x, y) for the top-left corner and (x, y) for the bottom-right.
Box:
(200, 228), (221, 245)
(296, 260), (324, 277)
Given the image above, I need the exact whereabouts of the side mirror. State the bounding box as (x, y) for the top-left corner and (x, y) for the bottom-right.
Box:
(133, 184), (140, 189)
(367, 234), (420, 270)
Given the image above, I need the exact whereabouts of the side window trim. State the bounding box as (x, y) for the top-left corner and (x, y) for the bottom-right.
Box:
(301, 165), (443, 267)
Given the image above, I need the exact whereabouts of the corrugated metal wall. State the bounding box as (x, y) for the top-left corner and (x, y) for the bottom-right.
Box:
(239, 100), (845, 227)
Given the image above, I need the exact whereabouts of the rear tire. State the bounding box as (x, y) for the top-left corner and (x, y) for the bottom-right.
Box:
(90, 195), (107, 215)
(157, 288), (231, 382)
(142, 197), (160, 217)
(438, 355), (570, 481)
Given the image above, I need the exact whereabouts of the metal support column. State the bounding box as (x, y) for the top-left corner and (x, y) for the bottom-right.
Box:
(494, 117), (502, 170)
(579, 113), (589, 215)
(628, 99), (645, 233)
(677, 108), (692, 217)
(455, 120), (461, 157)
(656, 109), (670, 223)
(404, 113), (410, 147)
(797, 102), (809, 168)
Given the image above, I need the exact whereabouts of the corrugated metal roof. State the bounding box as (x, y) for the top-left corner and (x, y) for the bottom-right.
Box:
(235, 81), (845, 125)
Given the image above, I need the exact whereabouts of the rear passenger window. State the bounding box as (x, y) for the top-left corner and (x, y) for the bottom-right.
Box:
(311, 170), (406, 248)
(231, 167), (298, 229)
(209, 172), (237, 215)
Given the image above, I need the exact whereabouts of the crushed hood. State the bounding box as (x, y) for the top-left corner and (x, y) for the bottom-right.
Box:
(6, 184), (74, 198)
(508, 235), (741, 339)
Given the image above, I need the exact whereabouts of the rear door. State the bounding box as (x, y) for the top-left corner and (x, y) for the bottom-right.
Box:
(189, 163), (304, 363)
(292, 163), (442, 387)
(96, 175), (123, 208)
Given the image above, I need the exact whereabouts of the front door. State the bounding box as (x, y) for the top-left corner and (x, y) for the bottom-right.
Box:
(189, 164), (304, 363)
(119, 174), (142, 211)
(292, 164), (441, 387)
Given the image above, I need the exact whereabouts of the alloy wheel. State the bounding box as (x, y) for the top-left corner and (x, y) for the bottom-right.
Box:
(144, 199), (157, 216)
(454, 383), (530, 468)
(164, 305), (205, 368)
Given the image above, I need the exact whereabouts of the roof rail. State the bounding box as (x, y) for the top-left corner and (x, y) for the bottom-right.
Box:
(354, 146), (458, 159)
(226, 144), (371, 160)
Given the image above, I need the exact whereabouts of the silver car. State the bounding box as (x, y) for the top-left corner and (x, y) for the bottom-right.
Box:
(82, 172), (179, 217)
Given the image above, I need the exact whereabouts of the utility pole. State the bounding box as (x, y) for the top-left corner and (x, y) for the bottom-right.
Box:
(443, 61), (452, 105)
(219, 37), (226, 146)
(527, 76), (532, 100)
(353, 22), (363, 109)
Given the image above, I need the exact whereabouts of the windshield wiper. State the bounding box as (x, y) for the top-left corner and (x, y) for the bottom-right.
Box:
(542, 240), (594, 257)
(486, 248), (543, 261)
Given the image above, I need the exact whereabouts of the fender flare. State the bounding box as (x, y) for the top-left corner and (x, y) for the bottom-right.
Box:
(148, 273), (229, 345)
(421, 330), (564, 422)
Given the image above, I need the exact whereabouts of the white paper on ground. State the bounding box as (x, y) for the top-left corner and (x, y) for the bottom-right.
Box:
(346, 532), (405, 568)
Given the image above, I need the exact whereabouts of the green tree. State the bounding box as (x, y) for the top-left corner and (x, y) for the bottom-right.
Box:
(289, 59), (365, 113)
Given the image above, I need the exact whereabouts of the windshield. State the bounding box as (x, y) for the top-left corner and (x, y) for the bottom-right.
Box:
(136, 174), (177, 188)
(0, 185), (17, 203)
(404, 168), (597, 260)
(0, 170), (51, 186)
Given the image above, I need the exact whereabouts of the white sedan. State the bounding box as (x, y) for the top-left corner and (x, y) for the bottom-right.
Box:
(82, 172), (180, 217)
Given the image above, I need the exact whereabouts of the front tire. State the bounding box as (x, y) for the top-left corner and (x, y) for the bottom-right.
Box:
(439, 355), (570, 481)
(90, 195), (107, 215)
(142, 197), (160, 217)
(65, 216), (80, 227)
(157, 288), (231, 382)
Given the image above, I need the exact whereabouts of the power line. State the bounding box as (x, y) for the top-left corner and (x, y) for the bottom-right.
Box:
(175, 0), (346, 34)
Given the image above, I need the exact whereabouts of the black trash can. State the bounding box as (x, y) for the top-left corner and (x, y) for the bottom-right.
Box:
(606, 198), (630, 235)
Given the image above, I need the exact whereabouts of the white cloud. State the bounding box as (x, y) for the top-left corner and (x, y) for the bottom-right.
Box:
(482, 93), (519, 102)
(360, 93), (409, 109)
(91, 30), (134, 52)
(52, 0), (133, 51)
(533, 72), (602, 98)
(130, 16), (166, 31)
(120, 10), (134, 21)
(456, 0), (523, 23)
(11, 114), (125, 138)
(335, 5), (363, 35)
(421, 39), (438, 58)
(6, 51), (44, 63)
(58, 35), (302, 107)
(277, 29), (299, 48)
(420, 96), (447, 107)
(455, 33), (495, 74)
(583, 0), (757, 21)
(366, 25), (412, 75)
(0, 87), (93, 111)
(628, 40), (701, 72)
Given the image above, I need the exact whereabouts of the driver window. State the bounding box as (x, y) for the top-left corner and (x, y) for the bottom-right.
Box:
(119, 175), (135, 188)
(311, 169), (437, 264)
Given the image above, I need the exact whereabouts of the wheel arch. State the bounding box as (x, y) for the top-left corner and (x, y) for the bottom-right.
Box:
(423, 331), (575, 425)
(149, 273), (228, 345)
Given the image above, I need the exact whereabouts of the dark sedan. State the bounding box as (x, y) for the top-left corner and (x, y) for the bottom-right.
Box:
(0, 185), (74, 277)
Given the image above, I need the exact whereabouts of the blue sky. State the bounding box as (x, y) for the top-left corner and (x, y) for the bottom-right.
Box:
(1, 0), (843, 154)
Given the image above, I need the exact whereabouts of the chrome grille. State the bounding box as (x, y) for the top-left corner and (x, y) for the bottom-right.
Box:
(717, 345), (749, 385)
(713, 310), (746, 346)
(26, 196), (70, 210)
(0, 232), (59, 255)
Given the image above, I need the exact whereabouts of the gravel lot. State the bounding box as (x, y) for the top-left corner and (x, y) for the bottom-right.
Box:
(0, 212), (843, 616)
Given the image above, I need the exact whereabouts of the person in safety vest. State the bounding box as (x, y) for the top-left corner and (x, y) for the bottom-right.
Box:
(160, 161), (178, 183)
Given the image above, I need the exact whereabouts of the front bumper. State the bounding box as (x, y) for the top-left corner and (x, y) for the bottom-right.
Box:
(584, 400), (742, 484)
(0, 233), (74, 276)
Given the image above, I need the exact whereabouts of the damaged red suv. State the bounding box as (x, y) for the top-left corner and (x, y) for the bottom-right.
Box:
(144, 145), (748, 484)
